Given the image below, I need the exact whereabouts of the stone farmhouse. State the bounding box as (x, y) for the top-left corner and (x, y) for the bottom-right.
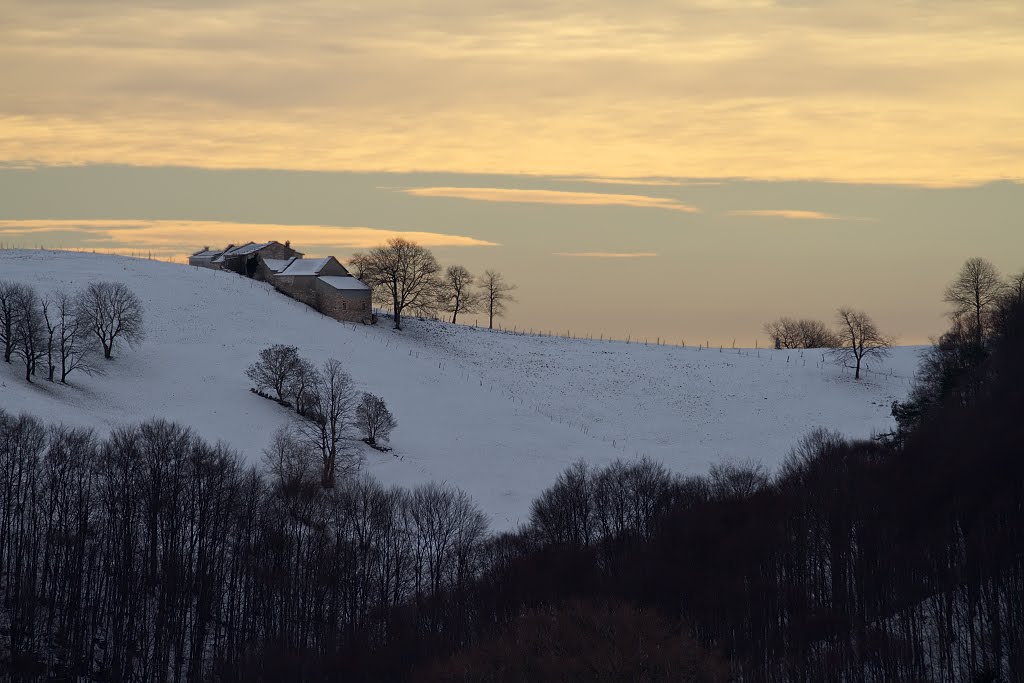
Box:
(189, 240), (303, 275)
(188, 242), (374, 324)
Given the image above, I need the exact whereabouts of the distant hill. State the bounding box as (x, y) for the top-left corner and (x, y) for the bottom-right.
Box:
(0, 250), (921, 530)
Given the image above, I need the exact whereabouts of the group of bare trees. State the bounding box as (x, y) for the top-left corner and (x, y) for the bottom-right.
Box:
(350, 237), (516, 330)
(892, 257), (1023, 437)
(763, 316), (840, 349)
(0, 413), (486, 681)
(246, 345), (396, 485)
(0, 280), (143, 383)
(943, 256), (1023, 347)
(764, 309), (894, 380)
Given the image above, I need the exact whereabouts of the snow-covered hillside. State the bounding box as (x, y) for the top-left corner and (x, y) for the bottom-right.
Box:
(0, 250), (922, 530)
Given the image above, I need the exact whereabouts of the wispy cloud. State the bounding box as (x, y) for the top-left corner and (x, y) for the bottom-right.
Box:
(554, 251), (658, 259)
(401, 187), (699, 212)
(562, 177), (698, 187)
(1, 2), (1021, 184)
(565, 177), (725, 187)
(0, 219), (497, 260)
(727, 209), (859, 220)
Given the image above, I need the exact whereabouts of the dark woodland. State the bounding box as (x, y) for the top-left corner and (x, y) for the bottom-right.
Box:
(1, 289), (1022, 681)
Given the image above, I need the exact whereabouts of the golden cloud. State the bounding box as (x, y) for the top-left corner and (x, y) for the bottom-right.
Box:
(0, 2), (1022, 184)
(554, 251), (658, 258)
(0, 219), (497, 261)
(401, 187), (699, 212)
(727, 209), (854, 220)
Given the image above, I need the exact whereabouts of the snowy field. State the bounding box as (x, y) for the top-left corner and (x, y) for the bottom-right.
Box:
(0, 250), (923, 530)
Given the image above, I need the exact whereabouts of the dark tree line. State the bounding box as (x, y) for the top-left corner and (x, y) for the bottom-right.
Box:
(2, 259), (1022, 681)
(893, 257), (1023, 436)
(0, 279), (144, 384)
(0, 416), (486, 680)
(417, 293), (1024, 682)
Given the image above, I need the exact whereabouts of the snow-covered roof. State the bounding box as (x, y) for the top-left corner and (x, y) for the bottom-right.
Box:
(212, 242), (253, 263)
(228, 241), (272, 256)
(262, 257), (296, 273)
(190, 248), (222, 259)
(277, 257), (334, 277)
(318, 275), (370, 291)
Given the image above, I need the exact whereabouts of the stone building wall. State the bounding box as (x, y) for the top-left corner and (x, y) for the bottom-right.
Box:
(223, 242), (302, 276)
(272, 275), (372, 323)
(188, 256), (220, 269)
(313, 278), (373, 323)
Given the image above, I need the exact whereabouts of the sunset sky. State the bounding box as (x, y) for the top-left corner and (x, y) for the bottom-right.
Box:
(1, 0), (1022, 344)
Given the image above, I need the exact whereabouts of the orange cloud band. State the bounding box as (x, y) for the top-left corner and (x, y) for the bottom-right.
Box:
(554, 251), (658, 258)
(401, 187), (699, 212)
(0, 219), (498, 261)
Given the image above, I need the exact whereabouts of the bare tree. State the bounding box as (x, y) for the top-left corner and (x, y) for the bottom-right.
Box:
(298, 358), (358, 487)
(440, 265), (482, 324)
(55, 289), (97, 383)
(41, 294), (58, 382)
(943, 257), (1007, 346)
(350, 238), (441, 330)
(77, 281), (145, 359)
(286, 356), (318, 415)
(263, 424), (319, 495)
(0, 281), (31, 363)
(763, 317), (839, 349)
(709, 460), (770, 500)
(480, 270), (517, 330)
(11, 285), (45, 382)
(246, 344), (302, 402)
(356, 393), (397, 446)
(832, 307), (894, 380)
(1006, 270), (1024, 307)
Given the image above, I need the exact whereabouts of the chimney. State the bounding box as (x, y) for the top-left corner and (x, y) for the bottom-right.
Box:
(285, 240), (291, 249)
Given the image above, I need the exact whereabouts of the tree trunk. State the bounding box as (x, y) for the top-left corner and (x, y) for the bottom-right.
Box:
(393, 294), (402, 330)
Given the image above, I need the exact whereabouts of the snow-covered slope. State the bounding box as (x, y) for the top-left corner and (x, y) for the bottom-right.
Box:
(0, 250), (921, 530)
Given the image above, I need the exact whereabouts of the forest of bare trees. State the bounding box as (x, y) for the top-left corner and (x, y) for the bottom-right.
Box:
(2, 287), (1021, 680)
(1, 258), (1022, 681)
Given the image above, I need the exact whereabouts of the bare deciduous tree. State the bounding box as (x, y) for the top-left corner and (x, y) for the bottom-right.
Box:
(11, 285), (45, 382)
(298, 358), (358, 487)
(763, 317), (839, 349)
(1006, 270), (1024, 307)
(77, 281), (145, 359)
(41, 294), (58, 382)
(832, 307), (894, 380)
(263, 424), (319, 496)
(350, 238), (441, 330)
(480, 270), (517, 330)
(286, 356), (318, 415)
(943, 257), (1007, 346)
(0, 281), (31, 363)
(356, 393), (397, 446)
(246, 344), (302, 402)
(709, 460), (770, 500)
(55, 289), (97, 383)
(440, 265), (482, 324)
